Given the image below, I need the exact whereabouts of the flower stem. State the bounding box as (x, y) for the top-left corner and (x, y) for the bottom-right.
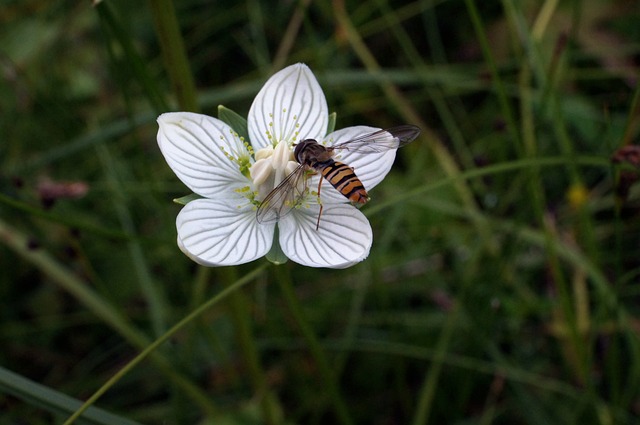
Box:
(275, 265), (354, 425)
(148, 0), (199, 112)
(411, 302), (460, 425)
(61, 263), (268, 424)
(221, 268), (282, 425)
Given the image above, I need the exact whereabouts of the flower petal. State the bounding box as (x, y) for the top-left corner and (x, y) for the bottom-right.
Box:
(158, 112), (251, 198)
(318, 126), (398, 204)
(328, 126), (398, 189)
(177, 198), (275, 266)
(278, 204), (372, 268)
(248, 63), (328, 150)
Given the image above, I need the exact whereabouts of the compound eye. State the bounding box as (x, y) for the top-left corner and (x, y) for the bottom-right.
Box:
(293, 140), (310, 159)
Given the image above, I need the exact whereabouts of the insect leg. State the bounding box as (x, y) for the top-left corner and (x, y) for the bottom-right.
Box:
(315, 176), (323, 231)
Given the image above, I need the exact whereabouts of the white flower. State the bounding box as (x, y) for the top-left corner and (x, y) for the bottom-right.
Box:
(157, 63), (398, 268)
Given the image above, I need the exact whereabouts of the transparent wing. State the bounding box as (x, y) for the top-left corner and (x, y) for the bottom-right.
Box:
(256, 164), (310, 223)
(329, 125), (420, 154)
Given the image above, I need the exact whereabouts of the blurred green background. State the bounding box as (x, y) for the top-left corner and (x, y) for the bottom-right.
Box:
(1, 0), (640, 423)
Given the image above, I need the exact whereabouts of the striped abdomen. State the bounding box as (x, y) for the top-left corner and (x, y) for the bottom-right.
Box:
(319, 160), (369, 204)
(294, 139), (369, 204)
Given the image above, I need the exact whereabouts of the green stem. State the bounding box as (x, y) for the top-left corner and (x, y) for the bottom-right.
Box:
(0, 218), (218, 419)
(275, 265), (354, 425)
(0, 218), (146, 348)
(62, 263), (268, 424)
(411, 302), (460, 425)
(221, 268), (282, 425)
(96, 1), (168, 113)
(464, 0), (520, 148)
(148, 0), (199, 111)
(97, 142), (167, 338)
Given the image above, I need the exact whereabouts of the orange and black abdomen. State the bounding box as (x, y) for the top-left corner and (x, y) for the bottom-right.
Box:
(320, 161), (369, 204)
(295, 139), (369, 204)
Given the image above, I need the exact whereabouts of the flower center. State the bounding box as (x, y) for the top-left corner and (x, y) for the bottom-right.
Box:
(248, 141), (298, 203)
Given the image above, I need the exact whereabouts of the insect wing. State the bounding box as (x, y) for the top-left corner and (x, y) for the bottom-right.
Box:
(330, 125), (420, 154)
(256, 164), (308, 223)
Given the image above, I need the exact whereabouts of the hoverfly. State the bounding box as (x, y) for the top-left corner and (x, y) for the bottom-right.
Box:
(256, 125), (421, 229)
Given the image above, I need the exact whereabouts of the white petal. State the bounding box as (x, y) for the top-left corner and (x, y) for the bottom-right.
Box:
(327, 126), (397, 189)
(304, 173), (344, 205)
(158, 112), (251, 198)
(318, 126), (398, 204)
(176, 199), (275, 266)
(248, 63), (328, 150)
(278, 204), (372, 269)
